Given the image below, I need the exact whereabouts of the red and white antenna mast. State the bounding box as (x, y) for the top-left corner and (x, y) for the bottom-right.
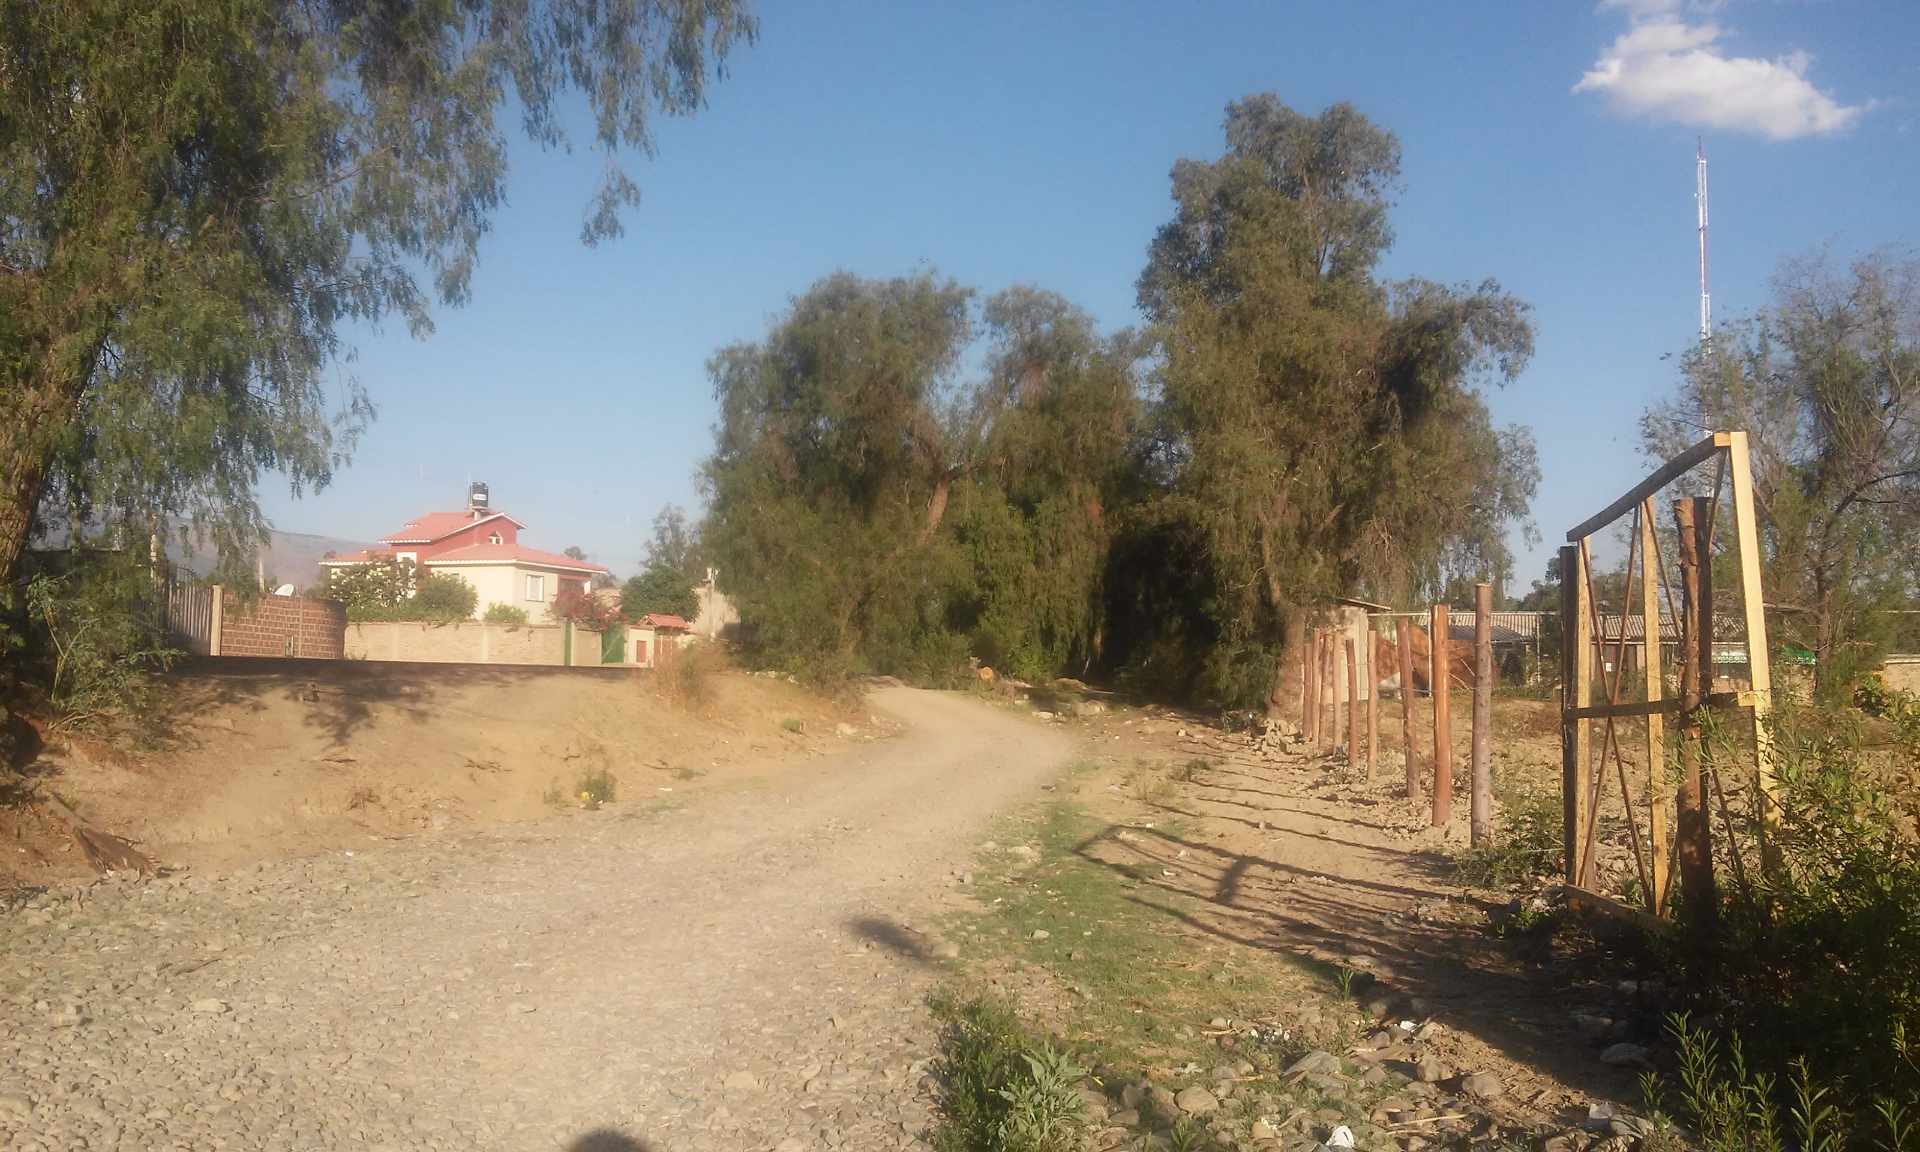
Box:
(1696, 137), (1711, 345)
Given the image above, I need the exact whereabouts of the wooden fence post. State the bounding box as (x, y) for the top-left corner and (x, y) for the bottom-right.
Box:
(1560, 544), (1591, 886)
(1345, 635), (1360, 766)
(1321, 630), (1336, 752)
(1365, 626), (1377, 779)
(1674, 497), (1718, 932)
(1640, 500), (1671, 913)
(208, 584), (224, 657)
(1471, 582), (1493, 845)
(1397, 617), (1419, 801)
(1430, 602), (1453, 827)
(1305, 629), (1320, 737)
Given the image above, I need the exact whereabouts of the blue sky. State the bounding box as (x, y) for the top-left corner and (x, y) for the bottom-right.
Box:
(262, 0), (1919, 589)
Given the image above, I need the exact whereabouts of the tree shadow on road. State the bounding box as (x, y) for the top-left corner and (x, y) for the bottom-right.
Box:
(847, 914), (936, 964)
(569, 1129), (654, 1152)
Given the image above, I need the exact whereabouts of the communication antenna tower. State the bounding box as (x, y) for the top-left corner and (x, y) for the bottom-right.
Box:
(1696, 138), (1711, 346)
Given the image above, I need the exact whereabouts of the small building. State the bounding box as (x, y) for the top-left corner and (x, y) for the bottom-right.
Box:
(622, 612), (691, 668)
(320, 483), (608, 620)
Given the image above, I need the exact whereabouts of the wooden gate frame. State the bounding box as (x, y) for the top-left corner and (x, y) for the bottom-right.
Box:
(1560, 431), (1775, 918)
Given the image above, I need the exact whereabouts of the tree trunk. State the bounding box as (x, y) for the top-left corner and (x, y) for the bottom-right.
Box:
(0, 377), (76, 593)
(1267, 604), (1309, 720)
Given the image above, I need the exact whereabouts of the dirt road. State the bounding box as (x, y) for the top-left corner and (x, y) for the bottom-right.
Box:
(2, 688), (1075, 1152)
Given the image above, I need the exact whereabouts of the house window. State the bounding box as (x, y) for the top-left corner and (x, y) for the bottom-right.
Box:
(525, 573), (546, 602)
(488, 532), (502, 545)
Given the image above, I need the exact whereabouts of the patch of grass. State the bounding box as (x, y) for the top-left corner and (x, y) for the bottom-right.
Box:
(952, 797), (1332, 1073)
(928, 992), (1087, 1152)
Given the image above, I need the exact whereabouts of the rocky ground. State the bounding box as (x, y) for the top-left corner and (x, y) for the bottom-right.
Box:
(1, 687), (1071, 1152)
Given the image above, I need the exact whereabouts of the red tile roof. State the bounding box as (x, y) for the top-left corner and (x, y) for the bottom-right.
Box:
(422, 542), (609, 573)
(378, 510), (524, 545)
(641, 612), (691, 630)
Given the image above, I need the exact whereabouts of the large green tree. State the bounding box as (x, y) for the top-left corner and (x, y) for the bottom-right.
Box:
(0, 0), (753, 592)
(1645, 250), (1920, 693)
(1129, 95), (1538, 711)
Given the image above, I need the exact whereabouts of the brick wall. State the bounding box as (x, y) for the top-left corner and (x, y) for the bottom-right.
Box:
(343, 621), (602, 666)
(218, 591), (347, 658)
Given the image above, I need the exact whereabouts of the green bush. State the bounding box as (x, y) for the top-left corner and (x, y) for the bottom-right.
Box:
(409, 573), (477, 622)
(620, 564), (698, 621)
(482, 603), (529, 626)
(1663, 700), (1920, 1128)
(1452, 787), (1563, 888)
(15, 552), (176, 732)
(928, 992), (1086, 1152)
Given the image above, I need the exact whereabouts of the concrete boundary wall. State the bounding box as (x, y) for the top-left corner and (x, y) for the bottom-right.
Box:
(344, 622), (603, 666)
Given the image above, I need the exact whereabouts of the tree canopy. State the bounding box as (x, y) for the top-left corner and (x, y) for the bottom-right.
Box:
(1646, 250), (1920, 692)
(0, 0), (754, 594)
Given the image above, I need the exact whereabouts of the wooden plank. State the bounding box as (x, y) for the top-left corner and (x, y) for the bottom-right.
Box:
(1561, 544), (1591, 886)
(1471, 583), (1493, 845)
(1431, 602), (1453, 828)
(1566, 432), (1730, 542)
(1640, 500), (1670, 914)
(1303, 628), (1318, 743)
(1567, 693), (1739, 720)
(1674, 497), (1718, 935)
(1397, 617), (1419, 801)
(1727, 431), (1779, 849)
(1559, 884), (1676, 936)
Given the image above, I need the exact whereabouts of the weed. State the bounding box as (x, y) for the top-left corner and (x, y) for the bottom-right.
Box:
(654, 642), (720, 709)
(541, 780), (566, 808)
(1165, 1119), (1207, 1152)
(575, 766), (616, 810)
(345, 786), (377, 811)
(782, 717), (806, 734)
(1333, 967), (1358, 1000)
(928, 992), (1086, 1152)
(1451, 787), (1562, 888)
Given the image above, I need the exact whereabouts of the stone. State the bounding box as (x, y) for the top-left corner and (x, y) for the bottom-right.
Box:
(1599, 1042), (1651, 1068)
(1119, 1082), (1147, 1110)
(1413, 1056), (1447, 1083)
(1459, 1072), (1503, 1098)
(1283, 1051), (1342, 1079)
(1108, 1109), (1140, 1127)
(1147, 1086), (1180, 1122)
(1174, 1086), (1219, 1116)
(775, 1138), (808, 1152)
(1029, 929), (1050, 941)
(722, 1070), (760, 1092)
(0, 1093), (32, 1118)
(189, 998), (229, 1015)
(834, 723), (856, 738)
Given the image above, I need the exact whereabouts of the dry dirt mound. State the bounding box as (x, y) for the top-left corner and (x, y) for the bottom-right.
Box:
(4, 659), (871, 885)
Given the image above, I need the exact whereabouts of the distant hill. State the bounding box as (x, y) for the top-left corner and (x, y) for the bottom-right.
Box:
(168, 528), (370, 594)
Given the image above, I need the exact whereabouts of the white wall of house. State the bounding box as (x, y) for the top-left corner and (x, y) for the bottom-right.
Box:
(434, 563), (558, 620)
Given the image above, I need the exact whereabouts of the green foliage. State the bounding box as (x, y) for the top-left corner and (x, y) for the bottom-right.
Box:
(575, 766), (616, 811)
(928, 993), (1087, 1152)
(1113, 95), (1538, 709)
(1642, 1013), (1920, 1152)
(1645, 251), (1920, 698)
(482, 603), (530, 627)
(329, 558), (418, 619)
(409, 574), (478, 623)
(1452, 788), (1564, 888)
(0, 0), (755, 589)
(1662, 701), (1920, 1126)
(334, 562), (475, 624)
(16, 553), (175, 731)
(645, 505), (705, 583)
(622, 565), (699, 621)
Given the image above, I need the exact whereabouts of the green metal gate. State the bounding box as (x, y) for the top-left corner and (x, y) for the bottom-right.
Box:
(602, 624), (627, 665)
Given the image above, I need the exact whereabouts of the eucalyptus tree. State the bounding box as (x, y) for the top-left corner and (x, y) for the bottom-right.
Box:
(1134, 95), (1537, 711)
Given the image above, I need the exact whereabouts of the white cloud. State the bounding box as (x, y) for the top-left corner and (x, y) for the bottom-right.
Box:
(1575, 6), (1868, 140)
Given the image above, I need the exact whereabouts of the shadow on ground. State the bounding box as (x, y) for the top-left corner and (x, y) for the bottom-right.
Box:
(569, 1128), (654, 1151)
(1073, 757), (1645, 1110)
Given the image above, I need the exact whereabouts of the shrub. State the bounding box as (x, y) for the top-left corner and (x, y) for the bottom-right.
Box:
(1452, 787), (1563, 888)
(654, 640), (720, 709)
(16, 553), (176, 732)
(575, 766), (616, 810)
(482, 603), (529, 626)
(409, 573), (477, 622)
(928, 992), (1087, 1152)
(549, 587), (622, 631)
(1661, 700), (1920, 1126)
(330, 556), (417, 619)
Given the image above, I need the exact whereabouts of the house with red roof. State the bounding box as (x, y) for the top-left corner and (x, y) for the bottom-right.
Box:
(320, 483), (608, 620)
